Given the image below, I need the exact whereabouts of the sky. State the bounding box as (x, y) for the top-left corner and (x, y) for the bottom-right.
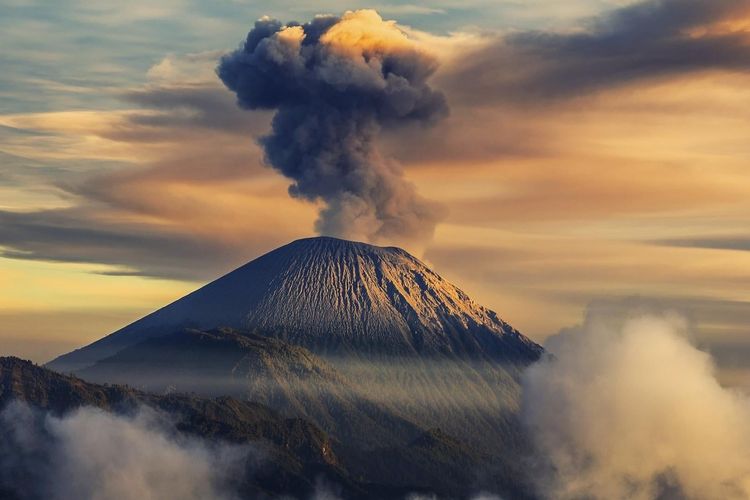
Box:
(1, 0), (750, 386)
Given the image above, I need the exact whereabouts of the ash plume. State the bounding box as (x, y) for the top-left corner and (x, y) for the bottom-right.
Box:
(218, 10), (447, 248)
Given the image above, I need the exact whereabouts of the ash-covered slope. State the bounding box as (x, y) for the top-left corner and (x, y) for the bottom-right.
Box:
(49, 237), (540, 372)
(76, 327), (425, 450)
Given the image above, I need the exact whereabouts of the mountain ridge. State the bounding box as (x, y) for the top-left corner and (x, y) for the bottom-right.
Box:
(0, 355), (350, 499)
(75, 327), (427, 450)
(1, 356), (533, 499)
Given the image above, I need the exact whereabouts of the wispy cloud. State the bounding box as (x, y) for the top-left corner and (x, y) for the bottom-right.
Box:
(441, 0), (750, 104)
(656, 236), (750, 253)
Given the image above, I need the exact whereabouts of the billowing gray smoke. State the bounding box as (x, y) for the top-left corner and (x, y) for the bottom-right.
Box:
(218, 10), (447, 247)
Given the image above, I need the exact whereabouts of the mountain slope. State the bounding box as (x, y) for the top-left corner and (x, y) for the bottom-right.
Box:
(1, 357), (531, 499)
(76, 327), (425, 450)
(0, 356), (356, 499)
(48, 237), (540, 372)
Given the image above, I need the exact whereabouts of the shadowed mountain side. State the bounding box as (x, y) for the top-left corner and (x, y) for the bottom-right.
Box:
(74, 327), (538, 492)
(0, 357), (536, 499)
(48, 237), (541, 372)
(0, 356), (356, 499)
(330, 354), (531, 456)
(76, 328), (425, 450)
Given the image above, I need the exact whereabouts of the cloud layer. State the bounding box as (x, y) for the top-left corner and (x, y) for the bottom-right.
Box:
(442, 0), (750, 104)
(0, 404), (247, 500)
(522, 307), (750, 499)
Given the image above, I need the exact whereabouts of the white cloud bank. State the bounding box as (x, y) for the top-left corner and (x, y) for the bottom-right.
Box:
(0, 404), (247, 500)
(522, 309), (750, 500)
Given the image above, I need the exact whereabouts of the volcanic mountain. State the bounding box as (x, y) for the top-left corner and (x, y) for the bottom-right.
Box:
(49, 236), (540, 372)
(47, 236), (542, 482)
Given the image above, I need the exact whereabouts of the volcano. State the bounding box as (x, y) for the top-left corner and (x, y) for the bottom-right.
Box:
(49, 236), (540, 372)
(46, 237), (542, 492)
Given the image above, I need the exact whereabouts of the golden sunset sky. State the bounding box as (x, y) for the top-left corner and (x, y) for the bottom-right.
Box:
(2, 0), (750, 385)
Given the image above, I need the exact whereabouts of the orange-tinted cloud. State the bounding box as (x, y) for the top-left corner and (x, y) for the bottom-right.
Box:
(440, 0), (750, 105)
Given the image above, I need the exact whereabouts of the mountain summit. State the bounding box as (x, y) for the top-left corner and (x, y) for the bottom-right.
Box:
(49, 237), (540, 372)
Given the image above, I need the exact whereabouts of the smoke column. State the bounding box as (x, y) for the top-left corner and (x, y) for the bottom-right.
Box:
(218, 10), (447, 247)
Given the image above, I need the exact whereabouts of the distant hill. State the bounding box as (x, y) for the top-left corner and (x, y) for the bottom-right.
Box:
(76, 327), (426, 451)
(1, 357), (537, 498)
(0, 356), (357, 499)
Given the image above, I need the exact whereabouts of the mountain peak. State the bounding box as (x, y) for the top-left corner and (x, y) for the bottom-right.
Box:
(49, 237), (540, 372)
(285, 235), (414, 261)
